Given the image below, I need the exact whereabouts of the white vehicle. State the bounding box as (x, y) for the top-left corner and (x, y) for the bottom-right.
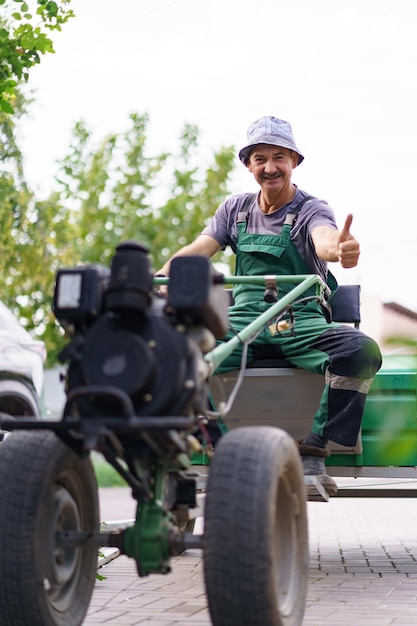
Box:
(0, 300), (46, 427)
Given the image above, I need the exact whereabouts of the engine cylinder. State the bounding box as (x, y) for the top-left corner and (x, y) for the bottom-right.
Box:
(106, 241), (153, 313)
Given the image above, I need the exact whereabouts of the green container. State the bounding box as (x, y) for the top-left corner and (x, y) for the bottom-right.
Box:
(361, 368), (417, 467)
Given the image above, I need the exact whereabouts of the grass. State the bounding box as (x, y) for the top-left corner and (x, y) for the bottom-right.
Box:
(91, 453), (128, 488)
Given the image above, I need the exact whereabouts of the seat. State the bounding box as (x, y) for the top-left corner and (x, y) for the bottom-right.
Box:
(328, 284), (361, 328)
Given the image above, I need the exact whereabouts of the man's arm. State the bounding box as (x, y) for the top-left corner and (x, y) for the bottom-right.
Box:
(311, 214), (360, 269)
(156, 234), (222, 276)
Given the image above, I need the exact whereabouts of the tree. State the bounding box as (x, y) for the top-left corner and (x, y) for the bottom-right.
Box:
(53, 112), (235, 270)
(0, 4), (237, 367)
(1, 112), (236, 365)
(0, 0), (74, 113)
(0, 91), (73, 360)
(0, 89), (34, 275)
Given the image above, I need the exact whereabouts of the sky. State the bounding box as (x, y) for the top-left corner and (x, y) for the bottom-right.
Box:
(18, 0), (417, 311)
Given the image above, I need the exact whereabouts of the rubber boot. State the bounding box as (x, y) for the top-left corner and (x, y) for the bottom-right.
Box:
(298, 443), (338, 497)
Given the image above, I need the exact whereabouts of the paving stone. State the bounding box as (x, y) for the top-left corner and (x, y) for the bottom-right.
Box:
(82, 488), (417, 625)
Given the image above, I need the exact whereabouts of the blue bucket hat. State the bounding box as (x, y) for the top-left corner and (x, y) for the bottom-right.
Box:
(238, 116), (304, 166)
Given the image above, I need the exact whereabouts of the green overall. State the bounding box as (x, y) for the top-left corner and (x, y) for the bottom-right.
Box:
(216, 198), (382, 447)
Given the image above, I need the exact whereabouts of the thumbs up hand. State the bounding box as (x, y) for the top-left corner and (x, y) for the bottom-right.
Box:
(337, 214), (360, 268)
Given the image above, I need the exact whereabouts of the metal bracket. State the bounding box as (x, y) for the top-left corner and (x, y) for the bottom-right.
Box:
(264, 275), (278, 303)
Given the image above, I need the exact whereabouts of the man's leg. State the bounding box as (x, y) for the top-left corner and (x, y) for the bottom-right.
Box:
(286, 323), (382, 446)
(274, 319), (382, 494)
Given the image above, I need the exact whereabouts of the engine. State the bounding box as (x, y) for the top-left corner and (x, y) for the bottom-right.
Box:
(53, 241), (229, 419)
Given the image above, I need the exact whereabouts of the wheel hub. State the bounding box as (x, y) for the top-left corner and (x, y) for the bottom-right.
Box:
(50, 486), (81, 587)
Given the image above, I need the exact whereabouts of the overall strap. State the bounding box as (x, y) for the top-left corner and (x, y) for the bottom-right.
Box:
(237, 193), (257, 223)
(284, 195), (315, 226)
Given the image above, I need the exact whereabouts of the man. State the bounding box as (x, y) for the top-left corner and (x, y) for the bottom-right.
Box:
(157, 116), (382, 495)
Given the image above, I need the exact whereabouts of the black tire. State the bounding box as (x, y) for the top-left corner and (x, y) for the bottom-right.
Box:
(0, 430), (99, 626)
(203, 426), (308, 626)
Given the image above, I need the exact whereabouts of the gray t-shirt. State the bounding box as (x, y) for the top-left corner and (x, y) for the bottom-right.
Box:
(201, 187), (338, 281)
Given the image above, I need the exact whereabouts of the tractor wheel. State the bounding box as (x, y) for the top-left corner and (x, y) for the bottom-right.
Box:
(0, 430), (99, 626)
(203, 426), (308, 626)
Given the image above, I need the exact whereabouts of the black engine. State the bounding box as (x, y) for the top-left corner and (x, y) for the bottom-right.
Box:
(53, 241), (228, 420)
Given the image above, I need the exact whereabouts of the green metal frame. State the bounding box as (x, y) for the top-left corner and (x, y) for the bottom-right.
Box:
(123, 460), (175, 575)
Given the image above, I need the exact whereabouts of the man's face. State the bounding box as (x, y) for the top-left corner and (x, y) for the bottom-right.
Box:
(247, 145), (298, 193)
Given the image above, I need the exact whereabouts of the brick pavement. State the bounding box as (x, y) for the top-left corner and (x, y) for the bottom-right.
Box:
(84, 490), (417, 626)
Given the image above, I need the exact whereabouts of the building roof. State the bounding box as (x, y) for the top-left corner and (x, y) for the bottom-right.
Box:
(384, 302), (417, 322)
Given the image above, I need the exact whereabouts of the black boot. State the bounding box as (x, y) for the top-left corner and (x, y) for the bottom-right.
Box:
(298, 443), (338, 496)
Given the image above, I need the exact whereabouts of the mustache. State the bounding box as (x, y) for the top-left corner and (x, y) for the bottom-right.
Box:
(261, 172), (281, 179)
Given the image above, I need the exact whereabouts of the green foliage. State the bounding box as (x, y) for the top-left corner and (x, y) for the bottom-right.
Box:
(0, 91), (34, 275)
(0, 110), (236, 366)
(92, 455), (127, 488)
(52, 113), (235, 270)
(0, 2), (236, 372)
(0, 1), (74, 113)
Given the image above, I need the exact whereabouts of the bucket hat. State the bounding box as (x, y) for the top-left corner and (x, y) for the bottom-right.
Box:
(238, 116), (304, 166)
